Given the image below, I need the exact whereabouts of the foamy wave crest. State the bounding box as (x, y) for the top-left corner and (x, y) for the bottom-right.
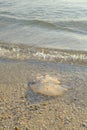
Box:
(0, 43), (87, 65)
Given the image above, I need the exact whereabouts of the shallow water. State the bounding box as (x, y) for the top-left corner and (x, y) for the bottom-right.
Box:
(0, 43), (87, 66)
(0, 0), (87, 50)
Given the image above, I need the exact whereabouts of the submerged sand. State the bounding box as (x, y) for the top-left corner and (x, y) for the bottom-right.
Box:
(0, 59), (87, 130)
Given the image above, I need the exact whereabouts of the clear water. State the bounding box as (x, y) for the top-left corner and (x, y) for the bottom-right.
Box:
(0, 0), (87, 51)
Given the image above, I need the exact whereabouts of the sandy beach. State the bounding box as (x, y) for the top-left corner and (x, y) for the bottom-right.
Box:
(0, 0), (87, 129)
(0, 58), (87, 130)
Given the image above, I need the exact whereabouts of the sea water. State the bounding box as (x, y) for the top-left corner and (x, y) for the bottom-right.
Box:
(0, 0), (87, 64)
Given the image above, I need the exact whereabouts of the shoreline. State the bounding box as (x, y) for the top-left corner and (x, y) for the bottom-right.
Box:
(0, 58), (87, 129)
(0, 42), (87, 66)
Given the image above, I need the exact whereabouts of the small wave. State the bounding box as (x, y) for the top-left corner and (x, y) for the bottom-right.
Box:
(24, 19), (87, 35)
(23, 19), (87, 35)
(0, 15), (87, 35)
(55, 20), (87, 35)
(0, 43), (87, 66)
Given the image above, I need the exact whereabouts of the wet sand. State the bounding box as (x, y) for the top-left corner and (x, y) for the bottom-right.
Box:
(0, 59), (87, 130)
